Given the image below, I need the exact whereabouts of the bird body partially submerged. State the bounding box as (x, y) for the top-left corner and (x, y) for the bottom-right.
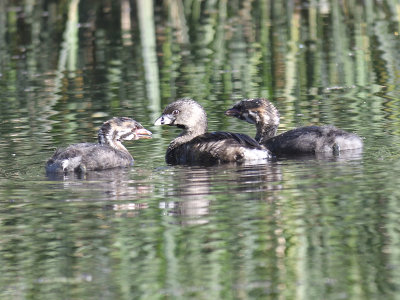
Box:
(155, 98), (272, 165)
(46, 117), (152, 173)
(225, 98), (363, 156)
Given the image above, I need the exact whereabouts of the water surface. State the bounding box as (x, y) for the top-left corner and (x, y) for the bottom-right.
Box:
(1, 1), (400, 299)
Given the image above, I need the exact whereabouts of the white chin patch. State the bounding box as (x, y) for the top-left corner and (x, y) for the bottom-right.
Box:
(243, 112), (256, 124)
(122, 133), (135, 141)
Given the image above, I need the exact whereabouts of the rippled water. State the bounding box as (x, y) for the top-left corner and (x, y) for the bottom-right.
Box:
(1, 1), (400, 299)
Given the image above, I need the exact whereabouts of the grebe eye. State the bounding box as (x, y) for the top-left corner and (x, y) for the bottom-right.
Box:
(172, 110), (179, 116)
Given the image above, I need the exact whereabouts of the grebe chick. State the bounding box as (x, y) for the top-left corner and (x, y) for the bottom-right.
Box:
(46, 117), (152, 173)
(154, 98), (272, 165)
(225, 98), (363, 155)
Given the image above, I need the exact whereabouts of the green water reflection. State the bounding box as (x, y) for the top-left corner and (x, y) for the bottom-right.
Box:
(1, 0), (400, 299)
(1, 159), (400, 299)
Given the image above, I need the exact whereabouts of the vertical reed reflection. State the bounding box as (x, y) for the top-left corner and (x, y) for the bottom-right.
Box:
(136, 0), (160, 117)
(59, 0), (80, 74)
(121, 0), (132, 46)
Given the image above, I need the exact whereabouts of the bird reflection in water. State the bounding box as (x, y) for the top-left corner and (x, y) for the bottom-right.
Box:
(46, 167), (153, 208)
(158, 162), (284, 225)
(159, 166), (212, 225)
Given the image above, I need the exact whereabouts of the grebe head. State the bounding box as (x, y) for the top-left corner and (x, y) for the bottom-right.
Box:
(98, 117), (152, 146)
(154, 98), (208, 136)
(225, 98), (280, 127)
(225, 98), (280, 142)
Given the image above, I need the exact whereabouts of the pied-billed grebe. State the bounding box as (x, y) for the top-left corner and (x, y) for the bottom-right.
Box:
(46, 117), (152, 173)
(225, 98), (363, 155)
(154, 98), (272, 165)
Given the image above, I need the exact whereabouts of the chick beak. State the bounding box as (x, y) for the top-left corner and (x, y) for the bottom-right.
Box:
(135, 128), (152, 139)
(225, 108), (241, 118)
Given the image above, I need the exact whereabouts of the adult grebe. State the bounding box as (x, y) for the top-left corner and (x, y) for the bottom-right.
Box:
(154, 98), (272, 165)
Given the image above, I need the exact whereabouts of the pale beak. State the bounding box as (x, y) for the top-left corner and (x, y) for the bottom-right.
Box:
(154, 114), (175, 126)
(135, 128), (152, 139)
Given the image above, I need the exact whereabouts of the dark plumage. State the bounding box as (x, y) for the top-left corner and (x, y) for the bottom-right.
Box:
(46, 117), (152, 173)
(154, 98), (272, 165)
(225, 98), (363, 155)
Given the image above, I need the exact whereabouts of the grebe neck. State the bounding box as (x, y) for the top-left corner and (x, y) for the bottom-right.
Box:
(98, 127), (130, 154)
(256, 124), (278, 144)
(170, 124), (207, 148)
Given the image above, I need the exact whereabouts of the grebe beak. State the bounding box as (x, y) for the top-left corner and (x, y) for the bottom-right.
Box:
(135, 128), (152, 139)
(154, 114), (175, 126)
(224, 108), (241, 118)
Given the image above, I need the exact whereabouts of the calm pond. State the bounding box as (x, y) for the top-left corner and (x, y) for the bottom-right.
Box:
(1, 0), (400, 299)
